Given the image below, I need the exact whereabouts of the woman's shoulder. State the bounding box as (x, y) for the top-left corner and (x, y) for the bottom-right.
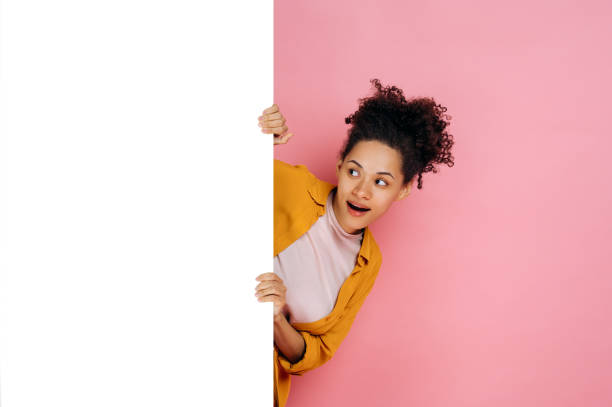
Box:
(274, 159), (317, 202)
(274, 159), (316, 183)
(273, 159), (331, 256)
(274, 159), (335, 203)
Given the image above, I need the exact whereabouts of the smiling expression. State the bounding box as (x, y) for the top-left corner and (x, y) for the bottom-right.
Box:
(332, 140), (414, 235)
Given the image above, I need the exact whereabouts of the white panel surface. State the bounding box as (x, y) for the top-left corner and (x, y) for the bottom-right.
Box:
(0, 1), (273, 406)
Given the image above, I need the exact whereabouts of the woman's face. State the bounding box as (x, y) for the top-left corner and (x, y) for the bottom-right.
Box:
(333, 140), (413, 235)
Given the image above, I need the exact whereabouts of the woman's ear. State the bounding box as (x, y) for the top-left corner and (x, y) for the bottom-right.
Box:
(336, 159), (343, 177)
(396, 176), (415, 201)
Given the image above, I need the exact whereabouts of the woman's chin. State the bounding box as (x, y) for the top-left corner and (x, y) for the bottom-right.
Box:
(342, 217), (367, 234)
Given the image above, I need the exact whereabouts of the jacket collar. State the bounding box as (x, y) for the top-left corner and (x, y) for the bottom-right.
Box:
(306, 178), (373, 268)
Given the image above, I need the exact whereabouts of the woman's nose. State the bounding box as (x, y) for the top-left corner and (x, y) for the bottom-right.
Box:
(352, 179), (371, 200)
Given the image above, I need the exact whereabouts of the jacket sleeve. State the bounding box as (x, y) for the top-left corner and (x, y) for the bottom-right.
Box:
(276, 260), (380, 376)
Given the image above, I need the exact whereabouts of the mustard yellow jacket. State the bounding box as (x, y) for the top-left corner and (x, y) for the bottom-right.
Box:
(273, 159), (382, 407)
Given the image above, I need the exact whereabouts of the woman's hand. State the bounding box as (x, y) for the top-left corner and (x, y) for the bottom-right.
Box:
(258, 104), (294, 145)
(254, 272), (289, 318)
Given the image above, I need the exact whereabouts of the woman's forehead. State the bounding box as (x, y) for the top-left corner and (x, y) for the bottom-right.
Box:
(345, 140), (402, 173)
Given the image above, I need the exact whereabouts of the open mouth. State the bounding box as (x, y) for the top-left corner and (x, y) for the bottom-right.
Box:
(347, 201), (370, 212)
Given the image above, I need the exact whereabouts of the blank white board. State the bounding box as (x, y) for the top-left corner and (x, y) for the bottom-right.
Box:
(0, 1), (273, 406)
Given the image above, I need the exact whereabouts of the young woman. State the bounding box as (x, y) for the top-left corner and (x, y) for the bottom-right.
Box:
(254, 79), (455, 407)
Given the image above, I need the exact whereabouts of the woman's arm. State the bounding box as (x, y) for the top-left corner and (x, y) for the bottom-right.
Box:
(276, 258), (381, 376)
(273, 313), (306, 364)
(255, 272), (305, 363)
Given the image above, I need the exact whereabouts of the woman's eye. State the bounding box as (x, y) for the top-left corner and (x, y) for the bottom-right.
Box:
(349, 169), (358, 177)
(376, 179), (387, 186)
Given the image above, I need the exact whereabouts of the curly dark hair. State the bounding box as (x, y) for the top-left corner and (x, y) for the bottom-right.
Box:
(339, 79), (455, 189)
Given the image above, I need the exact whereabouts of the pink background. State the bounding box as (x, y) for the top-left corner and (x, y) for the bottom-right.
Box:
(274, 1), (612, 406)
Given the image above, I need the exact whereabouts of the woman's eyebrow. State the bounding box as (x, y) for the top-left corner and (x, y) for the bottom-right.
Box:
(348, 159), (395, 179)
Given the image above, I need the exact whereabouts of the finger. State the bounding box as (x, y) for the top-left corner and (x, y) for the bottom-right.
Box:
(255, 280), (276, 290)
(259, 121), (280, 130)
(263, 126), (286, 134)
(257, 112), (285, 124)
(257, 293), (282, 302)
(273, 134), (287, 144)
(271, 126), (289, 135)
(256, 286), (283, 298)
(262, 112), (282, 122)
(265, 124), (288, 135)
(254, 281), (268, 291)
(256, 272), (279, 282)
(262, 104), (279, 115)
(255, 280), (285, 293)
(275, 133), (293, 145)
(263, 118), (286, 128)
(262, 127), (283, 135)
(257, 275), (280, 285)
(255, 273), (274, 282)
(262, 127), (288, 136)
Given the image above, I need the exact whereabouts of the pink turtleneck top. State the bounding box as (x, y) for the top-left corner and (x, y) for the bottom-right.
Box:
(273, 188), (364, 324)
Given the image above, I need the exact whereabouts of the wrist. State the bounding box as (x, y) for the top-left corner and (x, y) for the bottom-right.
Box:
(274, 312), (286, 325)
